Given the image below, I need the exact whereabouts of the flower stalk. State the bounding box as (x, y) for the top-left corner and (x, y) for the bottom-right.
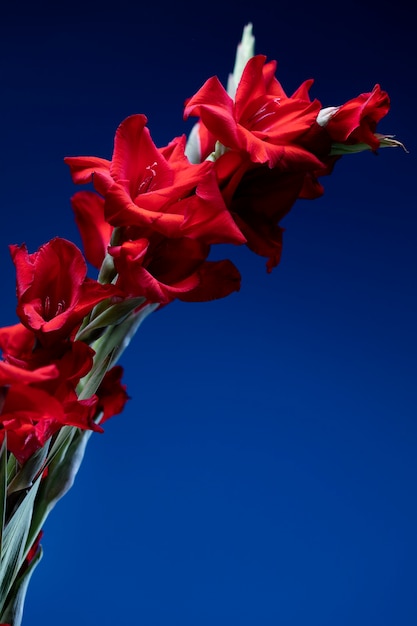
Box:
(0, 23), (403, 625)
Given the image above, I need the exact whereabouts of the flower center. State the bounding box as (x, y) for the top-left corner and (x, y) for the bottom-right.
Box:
(138, 162), (158, 194)
(246, 98), (281, 128)
(44, 296), (66, 320)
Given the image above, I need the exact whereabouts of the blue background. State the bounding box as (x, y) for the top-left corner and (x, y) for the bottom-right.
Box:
(1, 1), (416, 624)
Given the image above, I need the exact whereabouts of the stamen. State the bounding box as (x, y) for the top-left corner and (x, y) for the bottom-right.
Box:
(138, 162), (158, 193)
(247, 98), (281, 126)
(43, 297), (66, 320)
(55, 301), (65, 316)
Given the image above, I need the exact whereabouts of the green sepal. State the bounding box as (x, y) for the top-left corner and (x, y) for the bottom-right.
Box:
(330, 134), (408, 156)
(97, 251), (117, 285)
(77, 303), (157, 400)
(7, 443), (50, 496)
(75, 296), (146, 343)
(92, 303), (158, 369)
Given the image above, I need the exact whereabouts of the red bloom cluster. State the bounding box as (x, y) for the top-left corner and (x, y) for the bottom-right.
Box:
(0, 238), (129, 463)
(0, 49), (390, 466)
(184, 55), (390, 271)
(65, 114), (244, 305)
(66, 55), (390, 280)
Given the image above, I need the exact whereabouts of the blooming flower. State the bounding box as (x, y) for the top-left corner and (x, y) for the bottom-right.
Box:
(0, 335), (109, 463)
(109, 236), (241, 305)
(95, 365), (130, 423)
(184, 54), (324, 170)
(0, 383), (99, 464)
(10, 237), (120, 345)
(65, 114), (245, 247)
(0, 25), (403, 626)
(226, 166), (309, 272)
(317, 84), (390, 150)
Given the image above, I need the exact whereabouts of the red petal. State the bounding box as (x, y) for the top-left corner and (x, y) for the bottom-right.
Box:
(71, 191), (113, 269)
(64, 156), (112, 194)
(179, 260), (241, 302)
(325, 84), (390, 150)
(96, 365), (129, 423)
(110, 114), (173, 195)
(184, 76), (239, 149)
(0, 361), (58, 385)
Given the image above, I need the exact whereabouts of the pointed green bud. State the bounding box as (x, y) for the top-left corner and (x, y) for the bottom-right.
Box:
(227, 23), (255, 98)
(330, 134), (408, 156)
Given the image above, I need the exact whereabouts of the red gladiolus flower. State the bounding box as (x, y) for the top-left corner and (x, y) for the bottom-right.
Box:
(0, 322), (70, 373)
(0, 323), (39, 366)
(35, 341), (96, 405)
(184, 55), (325, 170)
(0, 333), (103, 459)
(0, 379), (102, 464)
(0, 358), (59, 442)
(0, 384), (71, 463)
(10, 237), (120, 345)
(109, 236), (241, 305)
(318, 84), (390, 150)
(228, 166), (308, 272)
(65, 114), (245, 247)
(0, 325), (97, 416)
(96, 365), (130, 423)
(59, 395), (102, 433)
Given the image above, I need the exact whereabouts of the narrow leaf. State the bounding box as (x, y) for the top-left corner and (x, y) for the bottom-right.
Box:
(77, 351), (114, 401)
(0, 544), (42, 626)
(26, 429), (92, 552)
(44, 426), (76, 468)
(7, 453), (18, 487)
(0, 475), (41, 612)
(0, 436), (7, 555)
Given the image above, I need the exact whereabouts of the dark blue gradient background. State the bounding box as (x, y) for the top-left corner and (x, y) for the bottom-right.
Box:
(1, 2), (416, 624)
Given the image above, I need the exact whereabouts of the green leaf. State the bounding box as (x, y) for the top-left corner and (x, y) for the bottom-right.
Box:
(44, 426), (76, 469)
(41, 429), (92, 512)
(76, 302), (158, 401)
(26, 429), (92, 552)
(0, 543), (42, 626)
(0, 475), (41, 613)
(0, 436), (7, 556)
(23, 428), (77, 555)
